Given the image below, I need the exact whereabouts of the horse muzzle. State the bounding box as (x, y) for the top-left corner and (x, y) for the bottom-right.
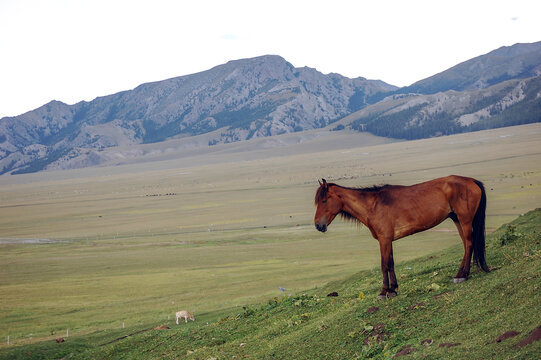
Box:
(315, 223), (327, 233)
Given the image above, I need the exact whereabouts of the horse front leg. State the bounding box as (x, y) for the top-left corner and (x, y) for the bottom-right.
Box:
(388, 249), (398, 294)
(378, 239), (398, 299)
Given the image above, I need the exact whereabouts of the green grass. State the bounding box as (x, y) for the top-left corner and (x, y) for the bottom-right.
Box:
(3, 209), (539, 359)
(1, 124), (540, 358)
(0, 223), (460, 346)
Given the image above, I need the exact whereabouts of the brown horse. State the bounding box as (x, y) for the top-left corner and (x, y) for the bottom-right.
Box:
(314, 175), (488, 299)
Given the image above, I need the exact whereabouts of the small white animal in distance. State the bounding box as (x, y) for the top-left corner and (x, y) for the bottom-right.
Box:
(175, 310), (195, 324)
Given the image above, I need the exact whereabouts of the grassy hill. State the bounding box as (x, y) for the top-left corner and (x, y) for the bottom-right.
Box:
(3, 209), (539, 359)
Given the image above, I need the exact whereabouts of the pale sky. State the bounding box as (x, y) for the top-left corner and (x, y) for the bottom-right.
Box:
(1, 0), (540, 118)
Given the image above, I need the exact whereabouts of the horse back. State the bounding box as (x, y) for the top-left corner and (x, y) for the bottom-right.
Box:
(371, 175), (481, 239)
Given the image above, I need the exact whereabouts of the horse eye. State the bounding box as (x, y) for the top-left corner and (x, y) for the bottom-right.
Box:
(322, 199), (327, 203)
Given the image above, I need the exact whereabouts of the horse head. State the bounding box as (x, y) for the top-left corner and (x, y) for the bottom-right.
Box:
(314, 179), (343, 232)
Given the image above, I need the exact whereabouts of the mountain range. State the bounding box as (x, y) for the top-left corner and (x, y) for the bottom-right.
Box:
(1, 41), (540, 175)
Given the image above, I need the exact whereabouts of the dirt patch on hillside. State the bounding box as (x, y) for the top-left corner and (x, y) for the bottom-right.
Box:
(516, 325), (541, 347)
(491, 331), (520, 343)
(153, 325), (170, 330)
(394, 344), (416, 357)
(364, 323), (388, 345)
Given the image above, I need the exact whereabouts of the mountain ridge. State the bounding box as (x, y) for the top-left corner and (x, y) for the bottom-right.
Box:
(398, 41), (541, 95)
(1, 42), (541, 175)
(0, 55), (396, 174)
(338, 73), (541, 139)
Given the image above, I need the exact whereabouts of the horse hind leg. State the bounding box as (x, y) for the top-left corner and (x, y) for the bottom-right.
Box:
(450, 213), (473, 283)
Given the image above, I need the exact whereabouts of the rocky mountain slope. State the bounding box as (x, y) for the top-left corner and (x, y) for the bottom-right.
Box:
(338, 75), (541, 139)
(1, 42), (540, 175)
(335, 42), (541, 139)
(0, 55), (395, 174)
(398, 41), (541, 94)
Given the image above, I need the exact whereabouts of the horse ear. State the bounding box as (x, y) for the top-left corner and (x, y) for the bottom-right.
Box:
(322, 178), (328, 189)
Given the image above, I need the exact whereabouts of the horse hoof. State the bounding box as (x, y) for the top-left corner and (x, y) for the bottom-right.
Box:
(453, 277), (467, 284)
(378, 292), (397, 300)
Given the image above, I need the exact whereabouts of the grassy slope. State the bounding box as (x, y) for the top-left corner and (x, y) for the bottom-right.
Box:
(3, 209), (540, 359)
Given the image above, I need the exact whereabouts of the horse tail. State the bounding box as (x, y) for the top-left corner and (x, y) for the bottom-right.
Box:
(473, 179), (489, 272)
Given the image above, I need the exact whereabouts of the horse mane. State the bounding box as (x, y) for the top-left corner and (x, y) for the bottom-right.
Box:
(316, 182), (393, 225)
(339, 209), (359, 223)
(314, 183), (328, 205)
(315, 182), (393, 205)
(342, 184), (394, 226)
(357, 184), (392, 192)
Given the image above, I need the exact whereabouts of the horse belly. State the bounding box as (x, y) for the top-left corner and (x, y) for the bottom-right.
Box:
(392, 206), (449, 240)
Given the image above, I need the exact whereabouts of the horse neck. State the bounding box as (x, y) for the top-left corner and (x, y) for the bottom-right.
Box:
(334, 186), (374, 224)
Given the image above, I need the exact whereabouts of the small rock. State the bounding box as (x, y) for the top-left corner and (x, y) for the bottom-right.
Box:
(428, 283), (441, 291)
(327, 291), (338, 297)
(55, 338), (65, 343)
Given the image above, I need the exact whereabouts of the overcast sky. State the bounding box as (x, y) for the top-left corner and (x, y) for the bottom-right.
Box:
(1, 0), (540, 118)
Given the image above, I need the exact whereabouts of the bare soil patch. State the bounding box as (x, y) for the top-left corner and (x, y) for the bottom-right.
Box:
(516, 325), (541, 347)
(492, 331), (520, 343)
(394, 344), (416, 357)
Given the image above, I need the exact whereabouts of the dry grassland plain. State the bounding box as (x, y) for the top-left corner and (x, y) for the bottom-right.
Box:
(0, 123), (540, 346)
